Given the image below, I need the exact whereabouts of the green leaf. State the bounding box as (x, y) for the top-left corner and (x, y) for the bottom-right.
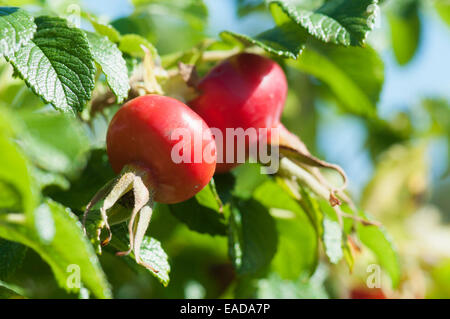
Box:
(236, 266), (329, 298)
(0, 0), (40, 5)
(0, 118), (36, 215)
(45, 149), (115, 210)
(231, 163), (270, 199)
(169, 181), (227, 236)
(322, 218), (343, 264)
(119, 34), (158, 58)
(0, 239), (27, 280)
(298, 186), (324, 235)
(388, 0), (420, 65)
(110, 224), (171, 287)
(19, 112), (90, 178)
(0, 280), (25, 298)
(257, 270), (328, 298)
(221, 24), (306, 59)
(114, 0), (207, 54)
(357, 212), (400, 288)
(287, 43), (384, 116)
(5, 16), (96, 113)
(296, 187), (344, 264)
(236, 0), (266, 16)
(0, 7), (36, 56)
(131, 0), (208, 31)
(228, 198), (278, 275)
(429, 259), (450, 298)
(435, 0), (450, 27)
(0, 199), (112, 298)
(85, 32), (130, 103)
(269, 0), (379, 46)
(253, 181), (318, 278)
(83, 12), (121, 43)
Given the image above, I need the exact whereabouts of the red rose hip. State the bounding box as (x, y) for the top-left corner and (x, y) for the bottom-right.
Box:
(189, 53), (287, 172)
(84, 95), (216, 272)
(107, 94), (216, 203)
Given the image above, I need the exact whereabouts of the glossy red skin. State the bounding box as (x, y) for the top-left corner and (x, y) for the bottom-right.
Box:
(189, 53), (287, 173)
(107, 95), (217, 204)
(350, 288), (387, 299)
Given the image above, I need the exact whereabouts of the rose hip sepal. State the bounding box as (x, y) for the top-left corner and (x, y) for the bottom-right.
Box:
(83, 95), (217, 272)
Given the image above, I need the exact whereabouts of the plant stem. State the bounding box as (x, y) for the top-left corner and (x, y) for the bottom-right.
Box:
(279, 157), (331, 201)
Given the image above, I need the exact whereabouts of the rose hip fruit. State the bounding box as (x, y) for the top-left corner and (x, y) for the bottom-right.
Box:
(84, 95), (216, 272)
(107, 94), (216, 203)
(189, 53), (287, 172)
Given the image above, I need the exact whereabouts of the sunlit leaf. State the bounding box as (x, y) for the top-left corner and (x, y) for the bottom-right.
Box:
(0, 199), (112, 298)
(5, 16), (96, 113)
(221, 24), (306, 59)
(269, 0), (379, 46)
(0, 7), (36, 57)
(85, 31), (130, 103)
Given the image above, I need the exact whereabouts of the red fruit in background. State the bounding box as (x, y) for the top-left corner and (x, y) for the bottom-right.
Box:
(189, 53), (287, 173)
(350, 288), (388, 299)
(107, 95), (216, 204)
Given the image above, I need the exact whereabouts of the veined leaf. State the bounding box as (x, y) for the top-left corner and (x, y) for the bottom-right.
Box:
(0, 199), (112, 298)
(85, 32), (130, 103)
(5, 16), (96, 113)
(228, 198), (278, 275)
(221, 23), (306, 59)
(0, 7), (36, 57)
(110, 224), (171, 287)
(269, 0), (379, 46)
